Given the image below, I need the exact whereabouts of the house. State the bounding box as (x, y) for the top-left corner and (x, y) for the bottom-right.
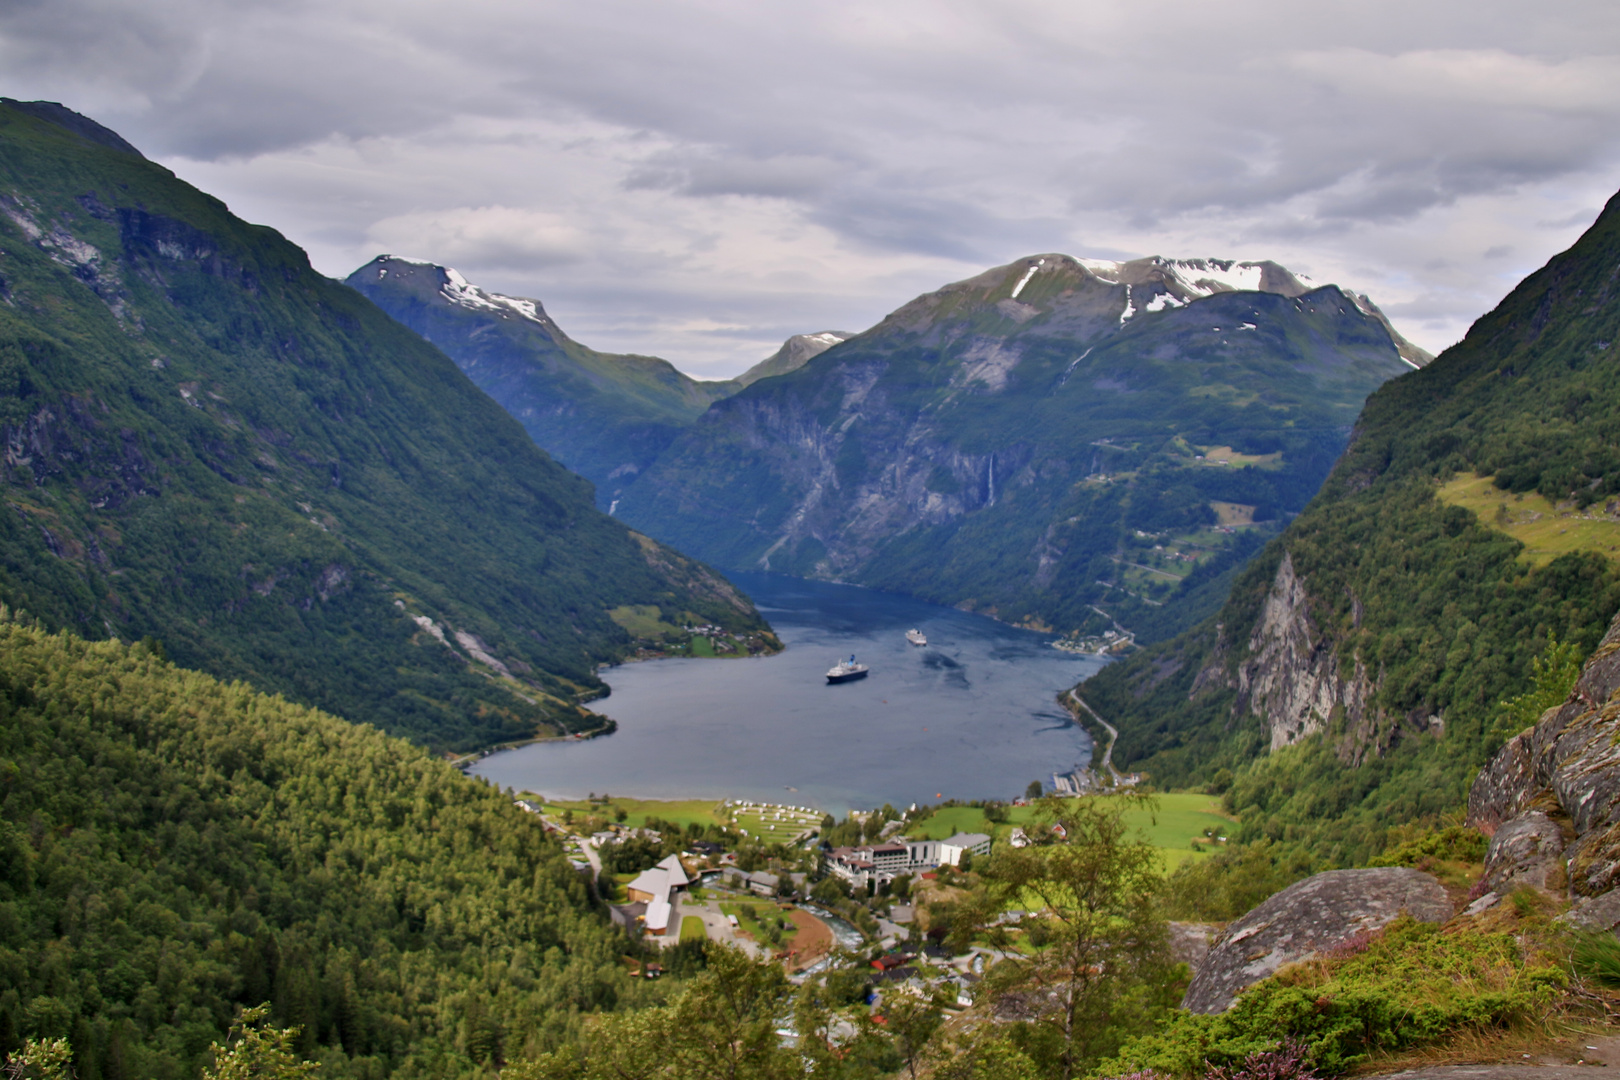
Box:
(1008, 827), (1030, 848)
(687, 839), (724, 857)
(746, 871), (780, 897)
(871, 953), (914, 972)
(938, 832), (992, 866)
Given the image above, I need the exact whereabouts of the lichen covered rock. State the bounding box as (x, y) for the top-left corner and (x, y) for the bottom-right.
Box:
(1482, 811), (1566, 894)
(1468, 611), (1620, 898)
(1181, 867), (1451, 1014)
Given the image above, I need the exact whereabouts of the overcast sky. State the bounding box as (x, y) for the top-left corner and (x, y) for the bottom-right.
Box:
(5, 1), (1620, 378)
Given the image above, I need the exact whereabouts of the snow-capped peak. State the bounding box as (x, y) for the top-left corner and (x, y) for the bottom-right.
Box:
(375, 255), (553, 328)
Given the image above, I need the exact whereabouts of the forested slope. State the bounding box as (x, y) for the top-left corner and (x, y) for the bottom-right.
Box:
(0, 616), (652, 1079)
(1084, 191), (1620, 865)
(0, 100), (767, 750)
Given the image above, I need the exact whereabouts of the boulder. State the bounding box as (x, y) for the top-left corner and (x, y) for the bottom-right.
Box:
(1557, 887), (1620, 933)
(1181, 867), (1451, 1014)
(1482, 811), (1566, 894)
(1167, 921), (1219, 970)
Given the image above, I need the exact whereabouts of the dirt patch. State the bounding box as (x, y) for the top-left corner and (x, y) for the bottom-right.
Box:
(783, 908), (833, 970)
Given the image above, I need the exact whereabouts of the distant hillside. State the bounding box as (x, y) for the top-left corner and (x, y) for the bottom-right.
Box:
(0, 617), (641, 1078)
(346, 257), (739, 506)
(0, 100), (769, 751)
(1084, 194), (1620, 863)
(616, 253), (1418, 642)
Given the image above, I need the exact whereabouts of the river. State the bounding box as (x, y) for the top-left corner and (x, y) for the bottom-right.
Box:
(471, 572), (1106, 815)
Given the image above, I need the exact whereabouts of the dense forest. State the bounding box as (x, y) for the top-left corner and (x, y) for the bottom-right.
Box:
(0, 614), (666, 1079)
(1083, 189), (1620, 868)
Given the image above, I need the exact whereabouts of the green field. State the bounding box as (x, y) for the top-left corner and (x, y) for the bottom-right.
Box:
(1437, 473), (1620, 566)
(721, 901), (798, 944)
(530, 795), (725, 830)
(906, 794), (1235, 869)
(680, 916), (707, 943)
(607, 604), (684, 638)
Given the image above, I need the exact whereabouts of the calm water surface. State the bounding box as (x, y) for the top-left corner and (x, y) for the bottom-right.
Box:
(471, 573), (1106, 815)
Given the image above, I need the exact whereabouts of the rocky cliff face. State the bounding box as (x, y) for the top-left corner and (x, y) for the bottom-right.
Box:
(1195, 550), (1434, 762)
(1470, 610), (1620, 903)
(619, 254), (1414, 639)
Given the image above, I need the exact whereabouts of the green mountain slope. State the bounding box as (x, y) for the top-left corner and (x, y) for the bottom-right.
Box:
(346, 257), (739, 506)
(0, 101), (768, 751)
(616, 254), (1416, 641)
(1083, 193), (1620, 865)
(0, 616), (648, 1079)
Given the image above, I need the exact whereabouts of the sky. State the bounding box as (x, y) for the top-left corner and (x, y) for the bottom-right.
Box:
(4, 1), (1620, 380)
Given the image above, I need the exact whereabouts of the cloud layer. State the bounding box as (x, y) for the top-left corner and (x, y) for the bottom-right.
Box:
(4, 0), (1619, 376)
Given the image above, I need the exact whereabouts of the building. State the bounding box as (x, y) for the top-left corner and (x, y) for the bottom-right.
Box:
(746, 871), (780, 897)
(938, 832), (991, 866)
(621, 854), (691, 937)
(825, 832), (992, 885)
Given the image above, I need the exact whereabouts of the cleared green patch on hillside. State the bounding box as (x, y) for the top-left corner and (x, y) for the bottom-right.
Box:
(608, 604), (685, 638)
(1438, 473), (1620, 566)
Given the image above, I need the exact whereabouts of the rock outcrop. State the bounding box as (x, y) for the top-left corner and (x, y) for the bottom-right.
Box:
(1182, 867), (1451, 1014)
(1468, 610), (1620, 901)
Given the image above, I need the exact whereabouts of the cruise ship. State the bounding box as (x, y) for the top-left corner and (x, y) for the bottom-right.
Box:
(826, 655), (869, 683)
(905, 628), (927, 646)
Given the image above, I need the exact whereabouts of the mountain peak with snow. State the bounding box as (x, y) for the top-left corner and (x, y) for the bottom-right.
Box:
(360, 254), (570, 340)
(1020, 254), (1431, 368)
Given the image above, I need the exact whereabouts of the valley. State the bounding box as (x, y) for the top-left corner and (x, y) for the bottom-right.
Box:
(6, 94), (1620, 1080)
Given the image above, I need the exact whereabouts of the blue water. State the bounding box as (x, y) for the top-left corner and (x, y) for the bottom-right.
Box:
(471, 572), (1104, 815)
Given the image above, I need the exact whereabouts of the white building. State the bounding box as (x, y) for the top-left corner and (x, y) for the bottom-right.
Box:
(938, 832), (991, 866)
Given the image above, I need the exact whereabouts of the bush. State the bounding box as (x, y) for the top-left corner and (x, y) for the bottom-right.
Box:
(1368, 825), (1487, 869)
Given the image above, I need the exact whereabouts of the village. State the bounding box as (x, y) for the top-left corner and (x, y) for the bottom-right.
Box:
(508, 795), (1027, 1009)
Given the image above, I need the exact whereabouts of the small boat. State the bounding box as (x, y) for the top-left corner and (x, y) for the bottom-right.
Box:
(826, 655), (869, 683)
(905, 628), (927, 646)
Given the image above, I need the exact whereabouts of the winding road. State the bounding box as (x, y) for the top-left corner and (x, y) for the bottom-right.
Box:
(1066, 690), (1126, 784)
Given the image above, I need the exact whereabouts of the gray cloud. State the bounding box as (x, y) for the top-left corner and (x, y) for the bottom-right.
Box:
(2, 0), (1619, 372)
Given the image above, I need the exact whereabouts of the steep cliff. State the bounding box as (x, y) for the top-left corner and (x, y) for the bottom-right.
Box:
(1084, 190), (1620, 861)
(0, 101), (769, 750)
(617, 253), (1416, 640)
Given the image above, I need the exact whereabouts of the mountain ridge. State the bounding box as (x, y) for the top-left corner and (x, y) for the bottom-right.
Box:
(0, 99), (769, 751)
(614, 252), (1418, 642)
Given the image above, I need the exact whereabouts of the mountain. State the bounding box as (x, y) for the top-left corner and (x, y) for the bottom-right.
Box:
(614, 253), (1420, 642)
(1083, 194), (1620, 864)
(0, 617), (629, 1078)
(0, 100), (770, 752)
(347, 256), (742, 507)
(734, 331), (855, 387)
